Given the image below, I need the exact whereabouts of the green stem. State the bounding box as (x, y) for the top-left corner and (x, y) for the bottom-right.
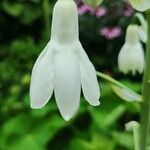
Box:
(140, 10), (150, 150)
(96, 71), (130, 89)
(42, 0), (51, 40)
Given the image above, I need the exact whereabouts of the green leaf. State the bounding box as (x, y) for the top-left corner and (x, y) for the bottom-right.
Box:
(82, 0), (103, 7)
(69, 134), (116, 150)
(6, 135), (44, 150)
(111, 85), (142, 102)
(2, 1), (23, 17)
(20, 4), (42, 25)
(111, 131), (133, 149)
(102, 105), (126, 128)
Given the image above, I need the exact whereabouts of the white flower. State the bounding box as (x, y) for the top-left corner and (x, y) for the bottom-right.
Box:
(128, 0), (150, 12)
(135, 13), (147, 43)
(118, 25), (145, 75)
(30, 0), (100, 121)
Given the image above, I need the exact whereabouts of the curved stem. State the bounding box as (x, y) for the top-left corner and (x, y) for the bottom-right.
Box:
(140, 10), (150, 150)
(96, 72), (128, 89)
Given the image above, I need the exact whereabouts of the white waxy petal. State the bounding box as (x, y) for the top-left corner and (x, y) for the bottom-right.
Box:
(77, 43), (100, 106)
(128, 0), (150, 11)
(30, 44), (54, 109)
(135, 13), (147, 43)
(54, 49), (81, 121)
(118, 43), (144, 75)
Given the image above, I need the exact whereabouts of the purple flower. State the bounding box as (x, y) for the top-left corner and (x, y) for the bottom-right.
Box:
(100, 27), (122, 39)
(78, 4), (94, 15)
(123, 1), (134, 17)
(77, 1), (107, 17)
(95, 7), (107, 17)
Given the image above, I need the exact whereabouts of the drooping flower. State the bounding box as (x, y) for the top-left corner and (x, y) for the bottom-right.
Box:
(100, 27), (122, 39)
(128, 0), (150, 12)
(118, 25), (144, 75)
(30, 0), (100, 121)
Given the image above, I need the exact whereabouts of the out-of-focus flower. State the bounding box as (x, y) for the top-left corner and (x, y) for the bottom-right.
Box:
(128, 0), (150, 12)
(77, 3), (106, 17)
(135, 13), (147, 43)
(100, 27), (122, 39)
(30, 0), (100, 121)
(118, 25), (144, 75)
(123, 1), (134, 17)
(78, 4), (94, 15)
(95, 7), (107, 17)
(82, 0), (103, 8)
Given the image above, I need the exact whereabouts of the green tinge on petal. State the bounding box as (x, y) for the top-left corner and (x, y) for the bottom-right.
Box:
(128, 0), (150, 11)
(82, 0), (103, 7)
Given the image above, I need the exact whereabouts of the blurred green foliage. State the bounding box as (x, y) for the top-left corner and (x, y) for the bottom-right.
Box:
(0, 0), (142, 149)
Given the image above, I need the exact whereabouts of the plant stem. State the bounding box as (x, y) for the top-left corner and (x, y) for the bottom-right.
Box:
(42, 0), (51, 40)
(140, 10), (150, 150)
(96, 72), (128, 89)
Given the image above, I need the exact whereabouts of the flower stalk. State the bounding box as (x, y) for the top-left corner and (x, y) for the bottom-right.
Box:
(140, 10), (150, 150)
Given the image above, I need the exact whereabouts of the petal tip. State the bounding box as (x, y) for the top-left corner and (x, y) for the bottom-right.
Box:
(62, 114), (72, 121)
(92, 100), (101, 106)
(30, 101), (45, 109)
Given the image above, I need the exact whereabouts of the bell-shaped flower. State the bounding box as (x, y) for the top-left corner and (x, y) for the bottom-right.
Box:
(128, 0), (150, 12)
(30, 0), (100, 121)
(118, 25), (145, 75)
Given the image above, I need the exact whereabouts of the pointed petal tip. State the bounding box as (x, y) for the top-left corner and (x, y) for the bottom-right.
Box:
(30, 102), (46, 109)
(90, 100), (101, 106)
(62, 114), (72, 121)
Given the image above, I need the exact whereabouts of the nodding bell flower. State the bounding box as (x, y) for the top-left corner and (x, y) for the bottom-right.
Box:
(118, 25), (145, 75)
(30, 0), (100, 121)
(128, 0), (150, 12)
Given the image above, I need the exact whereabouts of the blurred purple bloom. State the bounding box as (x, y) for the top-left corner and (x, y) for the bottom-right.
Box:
(78, 4), (94, 15)
(95, 7), (107, 17)
(100, 27), (122, 39)
(77, 2), (107, 17)
(123, 1), (134, 17)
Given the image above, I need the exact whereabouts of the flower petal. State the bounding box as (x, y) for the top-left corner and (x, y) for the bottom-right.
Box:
(30, 44), (54, 109)
(77, 43), (100, 106)
(128, 0), (150, 11)
(54, 50), (81, 121)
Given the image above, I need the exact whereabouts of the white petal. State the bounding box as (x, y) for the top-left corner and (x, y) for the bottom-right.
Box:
(77, 43), (100, 106)
(118, 43), (144, 75)
(30, 44), (54, 109)
(138, 27), (147, 43)
(54, 50), (81, 121)
(128, 0), (150, 11)
(32, 43), (49, 77)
